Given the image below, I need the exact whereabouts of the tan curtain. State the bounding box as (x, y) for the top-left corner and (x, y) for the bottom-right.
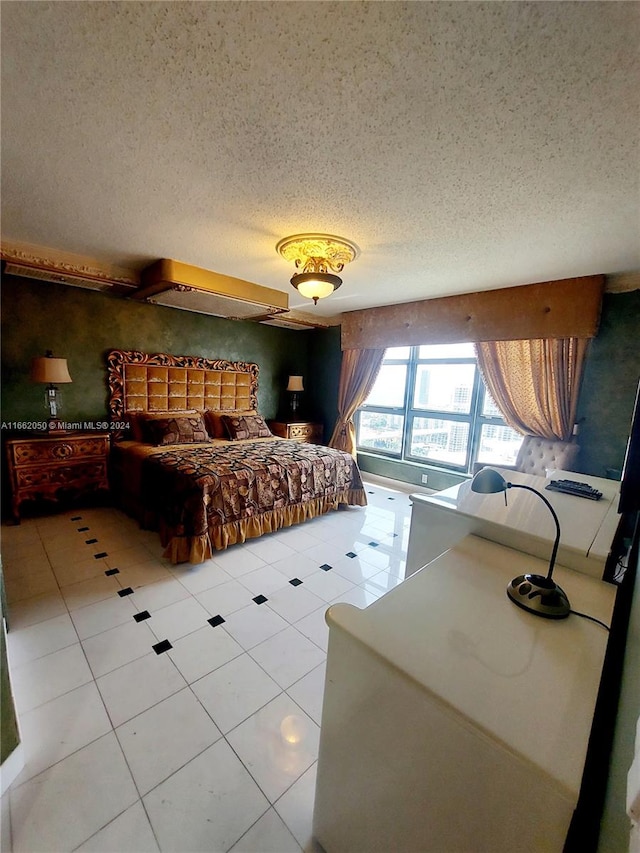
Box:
(329, 348), (385, 456)
(474, 338), (588, 441)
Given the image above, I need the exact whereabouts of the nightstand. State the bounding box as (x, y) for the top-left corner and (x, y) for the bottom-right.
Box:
(268, 420), (323, 444)
(5, 432), (110, 523)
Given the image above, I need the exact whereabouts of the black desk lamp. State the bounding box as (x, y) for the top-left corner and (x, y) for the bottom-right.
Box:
(471, 468), (570, 619)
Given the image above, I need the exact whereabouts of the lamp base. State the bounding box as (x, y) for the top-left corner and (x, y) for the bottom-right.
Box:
(506, 574), (570, 619)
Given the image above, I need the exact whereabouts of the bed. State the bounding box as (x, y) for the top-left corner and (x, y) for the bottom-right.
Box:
(107, 349), (367, 564)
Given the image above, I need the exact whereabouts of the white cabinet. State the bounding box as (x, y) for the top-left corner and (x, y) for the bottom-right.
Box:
(314, 536), (616, 852)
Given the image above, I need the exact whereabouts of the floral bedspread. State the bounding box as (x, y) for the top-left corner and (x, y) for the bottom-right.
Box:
(141, 438), (366, 541)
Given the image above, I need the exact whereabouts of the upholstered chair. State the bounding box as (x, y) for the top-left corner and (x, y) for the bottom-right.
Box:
(473, 434), (580, 477)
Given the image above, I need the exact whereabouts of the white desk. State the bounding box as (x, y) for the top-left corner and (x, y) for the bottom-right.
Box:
(314, 535), (616, 853)
(406, 468), (621, 579)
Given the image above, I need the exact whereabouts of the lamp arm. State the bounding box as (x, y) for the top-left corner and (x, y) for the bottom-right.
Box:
(508, 483), (561, 579)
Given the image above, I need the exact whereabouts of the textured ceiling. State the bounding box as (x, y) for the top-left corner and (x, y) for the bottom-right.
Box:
(1, 1), (639, 316)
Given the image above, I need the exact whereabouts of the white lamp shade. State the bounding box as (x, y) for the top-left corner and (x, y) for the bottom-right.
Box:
(287, 375), (304, 392)
(31, 356), (72, 384)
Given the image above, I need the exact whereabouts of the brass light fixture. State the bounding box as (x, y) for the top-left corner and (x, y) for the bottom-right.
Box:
(276, 233), (359, 305)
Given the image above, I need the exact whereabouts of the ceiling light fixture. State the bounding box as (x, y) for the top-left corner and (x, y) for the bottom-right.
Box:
(276, 233), (359, 305)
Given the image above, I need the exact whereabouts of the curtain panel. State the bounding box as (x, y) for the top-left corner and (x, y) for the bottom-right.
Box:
(329, 348), (385, 457)
(474, 338), (588, 441)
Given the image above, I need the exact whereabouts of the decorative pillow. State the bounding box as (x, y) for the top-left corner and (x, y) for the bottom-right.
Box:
(221, 413), (272, 441)
(205, 409), (256, 440)
(143, 414), (211, 446)
(129, 410), (200, 443)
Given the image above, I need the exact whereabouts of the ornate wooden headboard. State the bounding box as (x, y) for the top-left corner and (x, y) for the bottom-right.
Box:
(107, 349), (259, 422)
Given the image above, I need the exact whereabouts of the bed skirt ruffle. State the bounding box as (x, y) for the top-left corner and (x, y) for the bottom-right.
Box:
(158, 488), (368, 564)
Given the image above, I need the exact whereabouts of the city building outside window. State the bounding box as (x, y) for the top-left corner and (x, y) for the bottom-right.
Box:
(355, 343), (523, 472)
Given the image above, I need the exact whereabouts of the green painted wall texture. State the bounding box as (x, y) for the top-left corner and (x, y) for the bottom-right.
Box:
(0, 275), (321, 426)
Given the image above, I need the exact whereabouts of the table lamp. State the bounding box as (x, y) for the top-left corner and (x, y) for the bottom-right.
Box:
(287, 375), (304, 416)
(470, 467), (570, 619)
(30, 350), (73, 432)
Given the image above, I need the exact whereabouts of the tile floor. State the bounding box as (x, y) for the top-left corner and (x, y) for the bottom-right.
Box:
(1, 477), (415, 852)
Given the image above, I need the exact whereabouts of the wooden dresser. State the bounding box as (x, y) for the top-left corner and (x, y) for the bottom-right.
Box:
(5, 432), (110, 522)
(268, 420), (323, 444)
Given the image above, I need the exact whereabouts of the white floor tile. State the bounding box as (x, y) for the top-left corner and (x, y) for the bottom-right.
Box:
(238, 565), (291, 596)
(3, 567), (58, 604)
(116, 688), (221, 795)
(275, 762), (319, 852)
(286, 662), (327, 726)
(273, 526), (323, 552)
(12, 681), (112, 785)
(6, 613), (77, 667)
(196, 578), (256, 617)
(211, 548), (267, 578)
(82, 619), (158, 678)
(6, 590), (67, 631)
(9, 732), (138, 853)
(61, 573), (122, 611)
(330, 553), (384, 584)
(143, 739), (269, 853)
(51, 556), (110, 589)
(227, 692), (320, 802)
(229, 806), (302, 852)
(76, 800), (160, 852)
(298, 570), (355, 603)
(114, 559), (174, 590)
(169, 559), (232, 595)
(191, 653), (281, 734)
(297, 541), (355, 569)
(328, 584), (381, 609)
(103, 545), (160, 570)
(145, 596), (211, 643)
(97, 651), (186, 727)
(223, 602), (289, 650)
(244, 537), (297, 565)
(167, 624), (244, 684)
(271, 552), (326, 580)
(10, 643), (93, 714)
(71, 594), (136, 640)
(294, 607), (330, 652)
(363, 569), (405, 596)
(128, 575), (191, 613)
(249, 626), (326, 689)
(265, 584), (326, 624)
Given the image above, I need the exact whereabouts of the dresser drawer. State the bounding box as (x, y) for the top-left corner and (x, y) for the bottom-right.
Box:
(268, 421), (323, 444)
(8, 435), (109, 466)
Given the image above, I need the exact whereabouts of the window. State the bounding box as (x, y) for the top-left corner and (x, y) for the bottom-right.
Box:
(356, 344), (522, 472)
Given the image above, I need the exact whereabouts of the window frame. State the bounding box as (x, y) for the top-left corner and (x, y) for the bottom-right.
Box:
(356, 345), (519, 473)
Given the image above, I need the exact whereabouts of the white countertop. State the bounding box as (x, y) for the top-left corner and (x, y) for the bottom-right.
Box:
(326, 534), (616, 800)
(410, 467), (621, 572)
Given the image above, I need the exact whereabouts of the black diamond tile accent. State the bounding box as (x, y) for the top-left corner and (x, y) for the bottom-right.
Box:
(94, 552), (108, 559)
(105, 568), (120, 576)
(346, 552), (357, 559)
(70, 516), (82, 521)
(85, 538), (98, 545)
(118, 587), (134, 597)
(208, 615), (226, 627)
(153, 639), (172, 654)
(134, 610), (151, 622)
(320, 563), (332, 571)
(289, 578), (303, 586)
(368, 541), (379, 547)
(253, 595), (268, 605)
(77, 526), (89, 532)
(367, 491), (374, 495)
(391, 533), (399, 538)
(387, 497), (395, 501)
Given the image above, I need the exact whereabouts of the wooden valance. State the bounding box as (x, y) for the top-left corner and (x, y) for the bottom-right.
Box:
(340, 275), (605, 350)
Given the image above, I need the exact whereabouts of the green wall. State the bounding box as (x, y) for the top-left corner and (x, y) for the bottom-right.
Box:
(0, 274), (314, 426)
(577, 290), (640, 479)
